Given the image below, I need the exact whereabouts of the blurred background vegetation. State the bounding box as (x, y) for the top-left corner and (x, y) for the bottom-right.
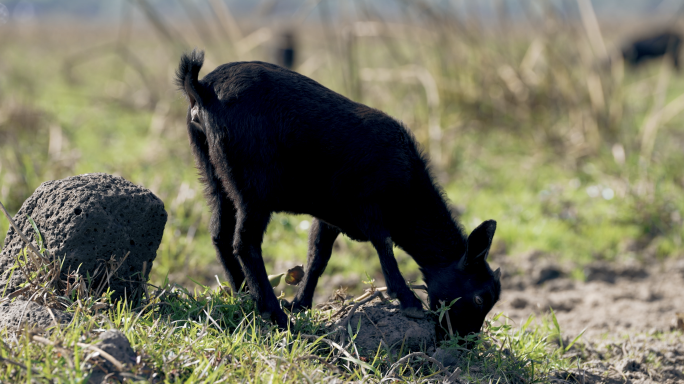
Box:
(0, 0), (683, 302)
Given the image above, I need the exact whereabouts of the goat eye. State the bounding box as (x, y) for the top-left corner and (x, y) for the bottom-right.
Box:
(474, 296), (483, 306)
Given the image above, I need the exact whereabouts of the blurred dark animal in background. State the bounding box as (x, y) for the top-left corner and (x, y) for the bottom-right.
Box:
(275, 31), (297, 70)
(176, 50), (501, 337)
(622, 31), (682, 70)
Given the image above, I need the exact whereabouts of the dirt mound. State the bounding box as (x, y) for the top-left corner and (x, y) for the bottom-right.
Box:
(323, 294), (437, 356)
(0, 173), (167, 300)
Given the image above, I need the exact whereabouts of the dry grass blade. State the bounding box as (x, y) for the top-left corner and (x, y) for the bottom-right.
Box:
(165, 327), (208, 365)
(0, 199), (47, 263)
(130, 0), (187, 50)
(94, 251), (131, 297)
(300, 334), (359, 365)
(296, 355), (344, 374)
(32, 335), (75, 369)
(640, 60), (672, 166)
(385, 351), (448, 378)
(576, 0), (607, 59)
(208, 0), (242, 42)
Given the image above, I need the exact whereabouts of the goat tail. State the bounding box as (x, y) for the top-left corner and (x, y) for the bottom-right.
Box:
(176, 49), (205, 105)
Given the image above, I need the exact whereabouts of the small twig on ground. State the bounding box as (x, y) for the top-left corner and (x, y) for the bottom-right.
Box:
(354, 286), (387, 303)
(0, 356), (40, 374)
(6, 286), (30, 300)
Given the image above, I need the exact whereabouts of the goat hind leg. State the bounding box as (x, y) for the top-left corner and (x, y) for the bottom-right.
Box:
(210, 197), (245, 293)
(288, 218), (340, 312)
(233, 207), (289, 328)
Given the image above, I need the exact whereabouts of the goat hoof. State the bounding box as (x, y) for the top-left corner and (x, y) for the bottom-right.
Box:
(402, 307), (425, 319)
(281, 299), (308, 313)
(274, 311), (291, 329)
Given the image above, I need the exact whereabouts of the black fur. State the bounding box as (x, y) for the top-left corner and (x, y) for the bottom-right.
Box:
(176, 49), (501, 336)
(622, 31), (682, 70)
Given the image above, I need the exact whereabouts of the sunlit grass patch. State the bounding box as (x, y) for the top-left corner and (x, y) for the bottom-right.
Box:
(0, 280), (585, 383)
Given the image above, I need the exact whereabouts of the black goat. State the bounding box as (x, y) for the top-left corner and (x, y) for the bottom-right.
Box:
(176, 50), (501, 336)
(622, 31), (682, 70)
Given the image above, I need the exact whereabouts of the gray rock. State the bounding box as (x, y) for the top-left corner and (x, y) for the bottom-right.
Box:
(0, 299), (72, 330)
(0, 173), (167, 300)
(88, 330), (136, 384)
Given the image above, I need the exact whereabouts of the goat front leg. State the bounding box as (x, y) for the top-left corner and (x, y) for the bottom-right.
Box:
(233, 206), (289, 328)
(370, 233), (424, 319)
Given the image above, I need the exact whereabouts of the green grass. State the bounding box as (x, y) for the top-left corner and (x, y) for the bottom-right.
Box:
(0, 278), (581, 383)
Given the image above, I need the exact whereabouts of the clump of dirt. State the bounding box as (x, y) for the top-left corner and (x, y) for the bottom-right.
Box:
(322, 292), (437, 356)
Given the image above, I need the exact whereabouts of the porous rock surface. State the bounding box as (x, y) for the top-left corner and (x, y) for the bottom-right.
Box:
(0, 173), (167, 300)
(325, 298), (437, 356)
(0, 299), (72, 330)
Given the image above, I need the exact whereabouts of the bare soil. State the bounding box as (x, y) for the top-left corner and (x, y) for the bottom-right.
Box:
(494, 253), (684, 339)
(493, 252), (684, 383)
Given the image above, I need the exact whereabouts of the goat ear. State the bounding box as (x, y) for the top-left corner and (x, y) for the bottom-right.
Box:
(176, 50), (206, 109)
(493, 267), (501, 280)
(460, 220), (496, 268)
